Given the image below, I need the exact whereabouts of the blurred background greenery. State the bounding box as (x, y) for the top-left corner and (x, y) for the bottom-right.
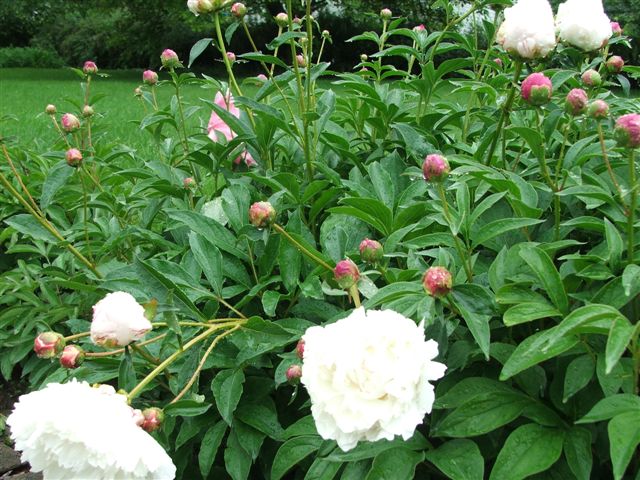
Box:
(0, 0), (637, 72)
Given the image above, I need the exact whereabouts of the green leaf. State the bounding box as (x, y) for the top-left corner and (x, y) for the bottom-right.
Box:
(489, 424), (564, 480)
(425, 439), (484, 480)
(507, 126), (544, 160)
(365, 447), (424, 480)
(563, 354), (595, 402)
(189, 38), (213, 68)
(235, 402), (284, 440)
(198, 421), (227, 478)
(5, 214), (58, 243)
(519, 246), (569, 315)
(304, 457), (342, 480)
(271, 436), (323, 480)
(224, 428), (252, 480)
(450, 284), (495, 360)
(163, 400), (212, 417)
(577, 394), (640, 423)
(503, 302), (561, 326)
(563, 427), (592, 480)
(41, 162), (74, 209)
(261, 290), (281, 317)
(325, 434), (428, 462)
(279, 235), (301, 292)
(189, 233), (224, 295)
(606, 316), (634, 374)
(622, 264), (640, 296)
(609, 412), (640, 480)
(212, 369), (246, 425)
(434, 377), (517, 410)
(238, 52), (288, 69)
(472, 218), (543, 247)
(118, 347), (136, 392)
(604, 218), (623, 270)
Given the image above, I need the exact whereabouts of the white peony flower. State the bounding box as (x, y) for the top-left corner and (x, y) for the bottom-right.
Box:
(187, 0), (214, 16)
(91, 291), (152, 347)
(7, 380), (176, 480)
(301, 307), (446, 451)
(497, 0), (557, 59)
(556, 0), (612, 52)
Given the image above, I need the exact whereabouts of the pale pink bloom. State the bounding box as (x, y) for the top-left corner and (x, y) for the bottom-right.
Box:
(207, 91), (256, 167)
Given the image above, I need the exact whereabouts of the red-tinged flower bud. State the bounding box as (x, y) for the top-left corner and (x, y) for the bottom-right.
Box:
(588, 99), (609, 119)
(286, 364), (302, 385)
(183, 177), (196, 189)
(34, 332), (65, 359)
(380, 8), (392, 20)
(143, 70), (158, 85)
(61, 113), (80, 133)
(334, 259), (360, 289)
(65, 148), (83, 167)
(422, 154), (450, 182)
(226, 51), (237, 63)
(82, 105), (94, 117)
(59, 345), (85, 369)
(83, 61), (98, 75)
(296, 54), (306, 68)
(141, 407), (164, 433)
(493, 58), (503, 68)
(614, 113), (640, 149)
(360, 54), (368, 62)
(565, 88), (588, 116)
(606, 55), (624, 73)
(521, 72), (552, 106)
(610, 22), (622, 36)
(295, 339), (305, 359)
(581, 69), (602, 87)
(413, 24), (426, 32)
(249, 201), (276, 228)
(359, 238), (384, 264)
(275, 12), (288, 28)
(160, 49), (181, 69)
(134, 87), (143, 97)
(256, 74), (268, 82)
(45, 104), (57, 115)
(422, 266), (453, 297)
(231, 2), (246, 18)
(292, 16), (302, 25)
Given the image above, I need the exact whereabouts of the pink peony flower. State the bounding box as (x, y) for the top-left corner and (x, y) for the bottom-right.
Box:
(611, 22), (622, 36)
(521, 72), (552, 106)
(380, 8), (392, 20)
(359, 238), (384, 264)
(249, 201), (276, 228)
(65, 148), (83, 167)
(413, 24), (426, 32)
(160, 49), (181, 69)
(565, 88), (588, 116)
(142, 70), (158, 85)
(34, 332), (65, 359)
(286, 365), (302, 385)
(334, 259), (360, 289)
(207, 91), (256, 167)
(275, 13), (288, 28)
(83, 61), (98, 75)
(606, 55), (624, 73)
(614, 113), (640, 148)
(226, 51), (237, 63)
(423, 154), (450, 182)
(423, 267), (453, 297)
(588, 99), (609, 119)
(61, 113), (80, 132)
(581, 69), (602, 87)
(59, 345), (85, 369)
(231, 2), (246, 18)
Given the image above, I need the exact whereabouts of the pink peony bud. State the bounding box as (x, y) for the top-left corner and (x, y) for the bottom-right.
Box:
(183, 177), (196, 189)
(256, 74), (268, 82)
(231, 2), (247, 18)
(422, 154), (450, 182)
(59, 345), (85, 369)
(226, 51), (237, 63)
(249, 201), (276, 228)
(34, 332), (65, 359)
(134, 87), (143, 97)
(286, 365), (302, 385)
(45, 104), (57, 115)
(141, 407), (164, 433)
(65, 148), (83, 167)
(606, 55), (624, 73)
(334, 259), (360, 289)
(143, 70), (158, 85)
(83, 61), (98, 75)
(423, 266), (453, 297)
(588, 99), (609, 119)
(61, 113), (80, 133)
(380, 8), (392, 20)
(614, 113), (640, 149)
(82, 105), (94, 117)
(493, 58), (503, 68)
(292, 16), (302, 25)
(359, 238), (384, 264)
(521, 72), (552, 106)
(296, 54), (306, 68)
(581, 69), (602, 87)
(295, 339), (305, 359)
(275, 12), (289, 28)
(160, 49), (181, 69)
(565, 88), (588, 116)
(611, 22), (622, 36)
(413, 24), (426, 32)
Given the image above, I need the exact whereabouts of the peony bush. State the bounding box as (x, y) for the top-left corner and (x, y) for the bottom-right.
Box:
(0, 0), (639, 479)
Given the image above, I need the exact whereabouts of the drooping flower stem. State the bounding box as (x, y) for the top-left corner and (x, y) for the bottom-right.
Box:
(598, 122), (627, 213)
(437, 184), (474, 282)
(485, 60), (523, 166)
(273, 223), (333, 272)
(270, 26), (284, 77)
(628, 149), (637, 265)
(214, 12), (243, 96)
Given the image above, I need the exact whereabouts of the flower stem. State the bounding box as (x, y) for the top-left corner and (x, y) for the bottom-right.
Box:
(214, 12), (243, 96)
(349, 284), (361, 308)
(85, 334), (168, 358)
(599, 122), (628, 213)
(273, 223), (333, 272)
(437, 184), (473, 282)
(2, 144), (43, 216)
(628, 149), (637, 265)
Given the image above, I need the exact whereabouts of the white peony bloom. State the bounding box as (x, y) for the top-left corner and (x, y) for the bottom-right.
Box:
(7, 380), (176, 480)
(556, 0), (612, 51)
(497, 0), (557, 59)
(91, 291), (152, 347)
(301, 307), (446, 451)
(187, 0), (213, 16)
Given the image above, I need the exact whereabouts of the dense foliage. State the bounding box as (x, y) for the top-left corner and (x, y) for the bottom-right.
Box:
(1, 0), (639, 479)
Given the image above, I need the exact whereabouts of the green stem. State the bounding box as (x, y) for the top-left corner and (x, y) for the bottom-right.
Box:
(214, 12), (243, 96)
(377, 19), (388, 83)
(437, 184), (473, 282)
(349, 284), (362, 308)
(628, 149), (637, 265)
(273, 223), (333, 272)
(599, 122), (628, 212)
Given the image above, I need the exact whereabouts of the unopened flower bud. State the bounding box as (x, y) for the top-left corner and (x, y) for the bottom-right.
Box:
(334, 259), (360, 289)
(295, 339), (305, 359)
(160, 49), (181, 69)
(275, 13), (288, 28)
(413, 24), (426, 32)
(45, 104), (57, 115)
(359, 238), (384, 264)
(380, 8), (392, 21)
(296, 54), (306, 68)
(141, 407), (164, 433)
(187, 0), (214, 16)
(588, 99), (609, 119)
(292, 16), (302, 25)
(521, 72), (552, 106)
(565, 88), (588, 116)
(423, 266), (452, 297)
(59, 345), (85, 369)
(65, 148), (83, 167)
(231, 2), (246, 18)
(581, 69), (602, 87)
(82, 105), (94, 117)
(134, 87), (143, 97)
(606, 55), (624, 73)
(61, 113), (80, 133)
(143, 70), (158, 85)
(493, 58), (503, 68)
(611, 22), (622, 36)
(249, 201), (276, 228)
(360, 54), (368, 62)
(422, 154), (450, 182)
(286, 365), (302, 385)
(226, 51), (236, 63)
(322, 30), (330, 39)
(34, 332), (65, 359)
(256, 74), (268, 82)
(614, 113), (640, 149)
(183, 177), (196, 189)
(83, 61), (98, 75)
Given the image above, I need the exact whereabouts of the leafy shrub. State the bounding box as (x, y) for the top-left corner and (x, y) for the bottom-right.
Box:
(0, 47), (64, 68)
